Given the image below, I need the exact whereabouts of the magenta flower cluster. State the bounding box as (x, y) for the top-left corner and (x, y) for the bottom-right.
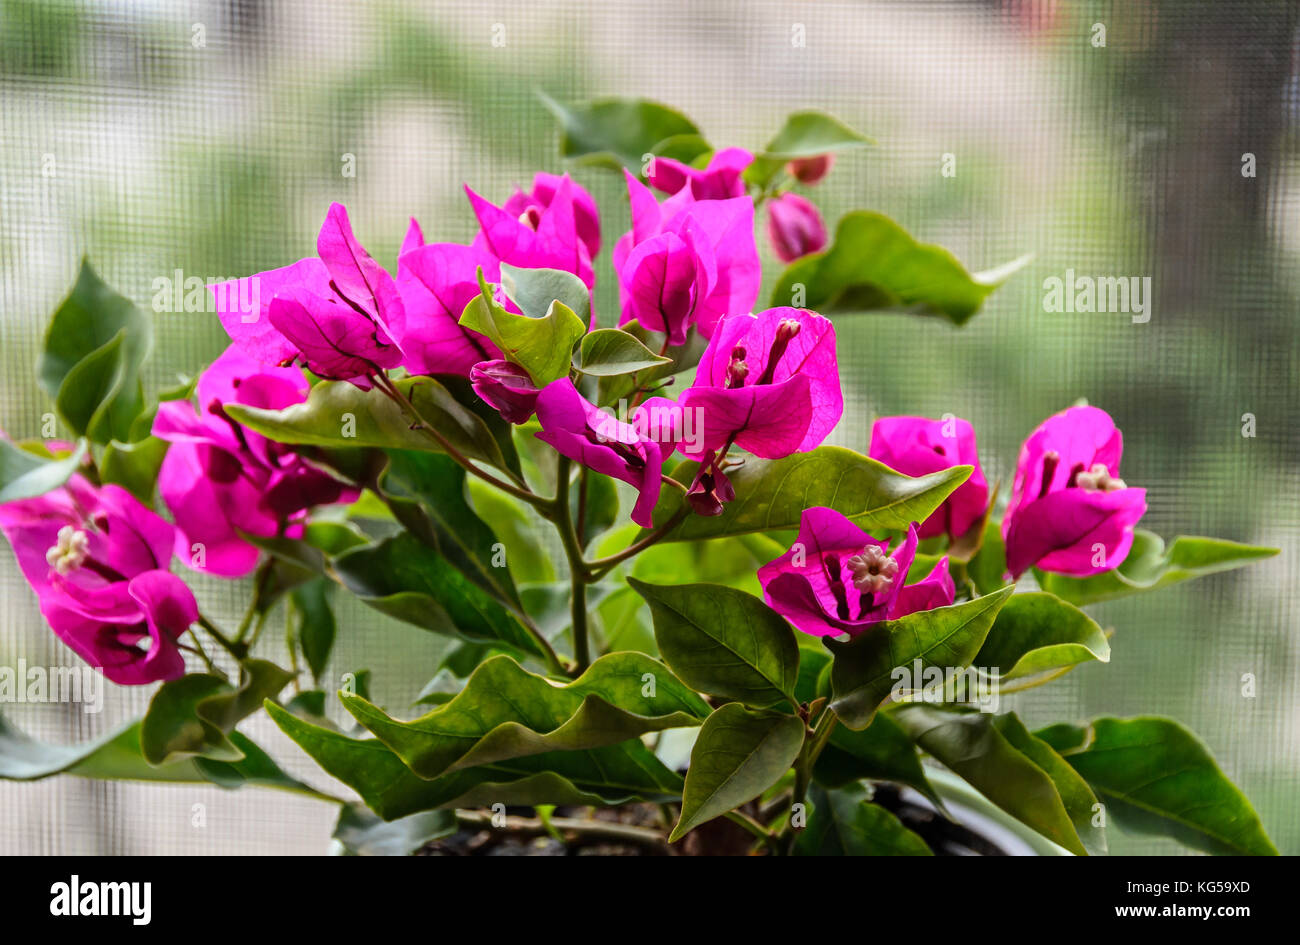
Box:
(0, 149), (1148, 683)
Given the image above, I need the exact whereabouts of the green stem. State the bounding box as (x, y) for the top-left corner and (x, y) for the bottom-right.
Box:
(780, 708), (839, 855)
(373, 372), (541, 506)
(235, 561), (273, 643)
(724, 810), (779, 851)
(586, 503), (690, 578)
(551, 457), (590, 674)
(196, 614), (246, 662)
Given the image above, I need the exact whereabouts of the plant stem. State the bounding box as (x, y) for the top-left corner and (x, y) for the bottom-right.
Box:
(234, 560), (273, 644)
(196, 613), (246, 662)
(551, 456), (591, 674)
(373, 372), (542, 507)
(455, 810), (668, 851)
(724, 810), (780, 852)
(780, 707), (839, 855)
(586, 503), (690, 578)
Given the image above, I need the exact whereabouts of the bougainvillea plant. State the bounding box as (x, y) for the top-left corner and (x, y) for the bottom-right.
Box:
(0, 98), (1280, 856)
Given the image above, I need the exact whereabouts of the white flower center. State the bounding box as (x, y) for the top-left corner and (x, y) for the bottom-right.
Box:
(46, 526), (90, 575)
(846, 545), (899, 594)
(1075, 463), (1127, 492)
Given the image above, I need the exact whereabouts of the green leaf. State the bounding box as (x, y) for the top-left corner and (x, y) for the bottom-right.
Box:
(0, 438), (87, 503)
(267, 700), (683, 820)
(991, 713), (1107, 855)
(595, 320), (705, 406)
(140, 660), (295, 765)
(0, 713), (200, 782)
(572, 468), (619, 549)
(893, 706), (1091, 856)
(577, 329), (671, 377)
(500, 264), (591, 326)
(828, 586), (1013, 729)
(652, 446), (972, 541)
(99, 435), (169, 502)
(1038, 716), (1278, 856)
(460, 274), (586, 387)
(973, 591), (1110, 690)
(539, 93), (700, 171)
(380, 449), (520, 605)
(966, 516), (1009, 596)
(331, 532), (545, 659)
(194, 731), (333, 799)
(466, 478), (555, 584)
(225, 375), (507, 470)
(1037, 531), (1278, 607)
(813, 712), (944, 811)
(39, 260), (152, 443)
(628, 579), (800, 709)
(769, 211), (1030, 325)
(794, 783), (932, 856)
(746, 110), (873, 188)
(291, 578), (337, 685)
(671, 704), (805, 841)
(332, 803), (457, 856)
(341, 652), (707, 778)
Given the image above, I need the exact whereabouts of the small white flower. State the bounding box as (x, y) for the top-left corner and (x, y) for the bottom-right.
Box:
(846, 544), (899, 594)
(46, 525), (90, 575)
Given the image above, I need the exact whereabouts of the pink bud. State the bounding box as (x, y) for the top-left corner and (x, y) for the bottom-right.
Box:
(766, 193), (828, 263)
(787, 153), (834, 185)
(470, 360), (541, 425)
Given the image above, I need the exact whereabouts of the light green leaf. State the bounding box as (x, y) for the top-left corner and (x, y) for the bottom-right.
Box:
(747, 110), (873, 188)
(267, 700), (683, 821)
(578, 329), (671, 377)
(342, 652), (707, 778)
(500, 264), (591, 326)
(973, 591), (1110, 690)
(1038, 531), (1278, 607)
(0, 438), (87, 503)
(652, 446), (972, 541)
(332, 803), (457, 856)
(225, 375), (507, 469)
(670, 703), (805, 842)
(539, 93), (700, 171)
(769, 211), (1029, 325)
(628, 578), (800, 709)
(828, 586), (1013, 729)
(99, 435), (168, 502)
(460, 273), (586, 387)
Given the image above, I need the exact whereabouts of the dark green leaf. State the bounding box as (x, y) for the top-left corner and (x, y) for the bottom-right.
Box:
(893, 706), (1090, 856)
(331, 532), (544, 659)
(670, 703), (805, 841)
(39, 260), (152, 443)
(814, 712), (944, 811)
(652, 446), (972, 541)
(794, 783), (932, 856)
(828, 587), (1013, 729)
(267, 700), (683, 820)
(966, 517), (1008, 595)
(629, 578), (800, 709)
(140, 660), (294, 765)
(769, 211), (1029, 325)
(291, 578), (337, 685)
(332, 803), (457, 855)
(1039, 715), (1278, 856)
(342, 652), (707, 778)
(1037, 531), (1278, 607)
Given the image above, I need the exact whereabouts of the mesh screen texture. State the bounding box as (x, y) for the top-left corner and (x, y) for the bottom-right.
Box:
(1, 0), (1297, 855)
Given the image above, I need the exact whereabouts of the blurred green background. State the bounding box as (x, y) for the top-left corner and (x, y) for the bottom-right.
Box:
(1, 0), (1296, 854)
